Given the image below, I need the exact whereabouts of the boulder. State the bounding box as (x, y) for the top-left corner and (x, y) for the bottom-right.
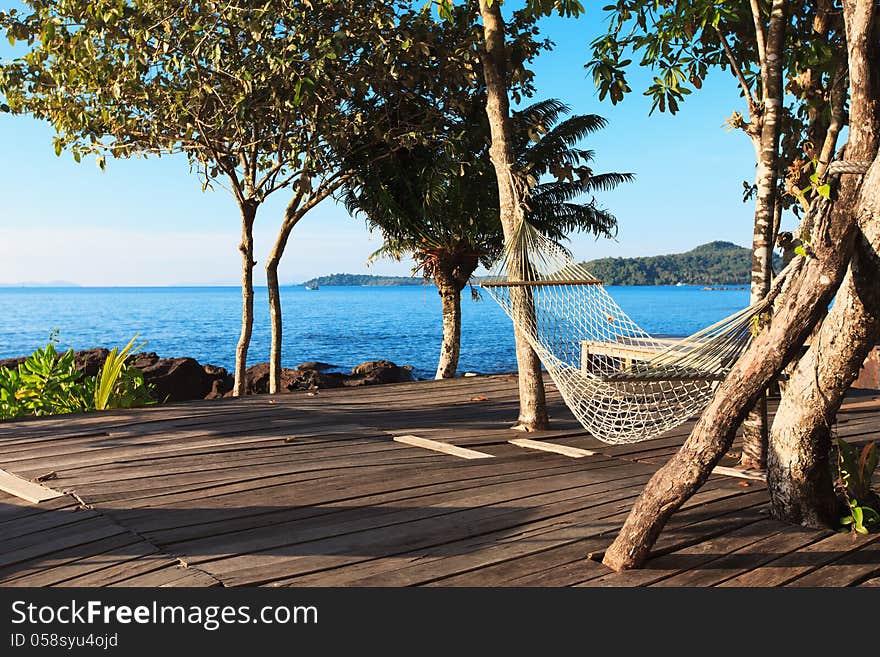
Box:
(137, 357), (217, 402)
(241, 362), (348, 395)
(346, 360), (416, 387)
(203, 364), (233, 399)
(74, 348), (112, 377)
(242, 362), (301, 395)
(294, 364), (347, 390)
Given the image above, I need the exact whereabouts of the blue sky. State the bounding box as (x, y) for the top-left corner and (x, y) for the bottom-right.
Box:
(0, 2), (782, 286)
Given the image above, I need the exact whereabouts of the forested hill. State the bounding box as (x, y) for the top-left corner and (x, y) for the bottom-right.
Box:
(303, 242), (779, 287)
(300, 273), (425, 287)
(583, 241), (780, 286)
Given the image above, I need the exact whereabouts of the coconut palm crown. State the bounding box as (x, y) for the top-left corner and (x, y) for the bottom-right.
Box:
(341, 97), (633, 378)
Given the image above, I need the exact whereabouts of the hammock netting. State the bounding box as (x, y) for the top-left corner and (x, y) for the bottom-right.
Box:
(482, 221), (769, 444)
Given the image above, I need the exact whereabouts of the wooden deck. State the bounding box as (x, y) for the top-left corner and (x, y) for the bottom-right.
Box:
(0, 375), (878, 588)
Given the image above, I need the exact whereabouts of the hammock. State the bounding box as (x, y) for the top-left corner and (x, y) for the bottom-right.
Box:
(481, 221), (771, 445)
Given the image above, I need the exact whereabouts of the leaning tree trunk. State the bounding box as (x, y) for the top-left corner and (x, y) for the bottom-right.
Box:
(435, 270), (465, 380)
(740, 0), (788, 472)
(267, 181), (346, 394)
(233, 201), (258, 397)
(602, 0), (877, 571)
(768, 2), (880, 527)
(266, 217), (296, 395)
(477, 0), (548, 430)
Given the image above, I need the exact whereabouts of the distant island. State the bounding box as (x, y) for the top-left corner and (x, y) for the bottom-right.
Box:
(0, 281), (81, 288)
(300, 242), (782, 288)
(300, 273), (427, 287)
(582, 241), (782, 286)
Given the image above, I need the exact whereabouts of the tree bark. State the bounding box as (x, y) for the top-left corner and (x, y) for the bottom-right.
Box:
(266, 217), (295, 395)
(435, 272), (464, 380)
(602, 0), (878, 571)
(266, 179), (347, 394)
(477, 0), (548, 430)
(768, 0), (880, 527)
(740, 0), (788, 471)
(233, 200), (258, 397)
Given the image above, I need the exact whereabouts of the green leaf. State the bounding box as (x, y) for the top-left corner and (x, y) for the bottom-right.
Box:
(794, 245), (807, 257)
(817, 184), (831, 200)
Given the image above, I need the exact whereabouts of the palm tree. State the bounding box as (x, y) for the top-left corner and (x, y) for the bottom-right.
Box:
(342, 98), (632, 379)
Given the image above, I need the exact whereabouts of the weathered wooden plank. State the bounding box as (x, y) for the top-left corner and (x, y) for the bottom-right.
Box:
(0, 469), (64, 503)
(0, 534), (146, 586)
(392, 435), (494, 459)
(711, 465), (766, 481)
(650, 524), (828, 587)
(508, 438), (596, 458)
(785, 535), (880, 587)
(718, 532), (880, 587)
(134, 459), (608, 546)
(165, 461), (649, 571)
(282, 479), (758, 587)
(0, 519), (130, 570)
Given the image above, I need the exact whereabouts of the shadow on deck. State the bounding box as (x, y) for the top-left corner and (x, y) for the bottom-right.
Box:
(1, 375), (878, 587)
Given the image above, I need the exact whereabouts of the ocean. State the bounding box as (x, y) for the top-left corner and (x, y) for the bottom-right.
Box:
(0, 285), (750, 379)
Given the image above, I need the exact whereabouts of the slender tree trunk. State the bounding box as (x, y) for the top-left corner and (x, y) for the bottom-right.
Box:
(435, 272), (464, 380)
(740, 0), (788, 471)
(602, 0), (877, 571)
(267, 218), (296, 395)
(233, 201), (258, 397)
(267, 179), (347, 394)
(768, 0), (880, 527)
(477, 0), (548, 430)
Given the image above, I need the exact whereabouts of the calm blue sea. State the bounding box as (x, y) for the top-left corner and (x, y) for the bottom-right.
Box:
(0, 285), (750, 379)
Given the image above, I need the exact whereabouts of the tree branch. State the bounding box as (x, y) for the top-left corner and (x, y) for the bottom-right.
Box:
(717, 25), (760, 119)
(749, 0), (769, 99)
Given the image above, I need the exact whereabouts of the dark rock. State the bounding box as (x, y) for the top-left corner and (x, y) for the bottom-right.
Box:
(2, 346), (419, 402)
(129, 351), (161, 370)
(0, 356), (27, 371)
(204, 364), (228, 378)
(73, 348), (111, 377)
(295, 368), (347, 390)
(137, 357), (215, 402)
(295, 361), (338, 372)
(346, 360), (416, 386)
(203, 364), (233, 399)
(242, 362), (302, 395)
(206, 375), (234, 400)
(241, 362), (349, 394)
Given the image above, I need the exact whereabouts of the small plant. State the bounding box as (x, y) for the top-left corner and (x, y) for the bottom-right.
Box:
(833, 438), (879, 535)
(9, 343), (92, 417)
(93, 335), (152, 410)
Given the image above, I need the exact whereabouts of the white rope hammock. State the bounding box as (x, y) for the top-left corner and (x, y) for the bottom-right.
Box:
(482, 221), (772, 444)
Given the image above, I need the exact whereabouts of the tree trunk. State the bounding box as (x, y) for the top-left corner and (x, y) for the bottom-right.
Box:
(266, 179), (346, 394)
(769, 233), (880, 527)
(435, 272), (464, 380)
(477, 0), (548, 431)
(233, 201), (258, 397)
(740, 0), (788, 471)
(768, 0), (880, 527)
(602, 0), (878, 571)
(266, 218), (296, 395)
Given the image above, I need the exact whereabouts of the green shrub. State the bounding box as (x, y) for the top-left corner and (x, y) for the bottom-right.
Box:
(0, 336), (154, 421)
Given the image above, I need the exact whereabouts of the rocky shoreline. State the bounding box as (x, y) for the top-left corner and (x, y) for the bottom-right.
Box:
(0, 350), (417, 404)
